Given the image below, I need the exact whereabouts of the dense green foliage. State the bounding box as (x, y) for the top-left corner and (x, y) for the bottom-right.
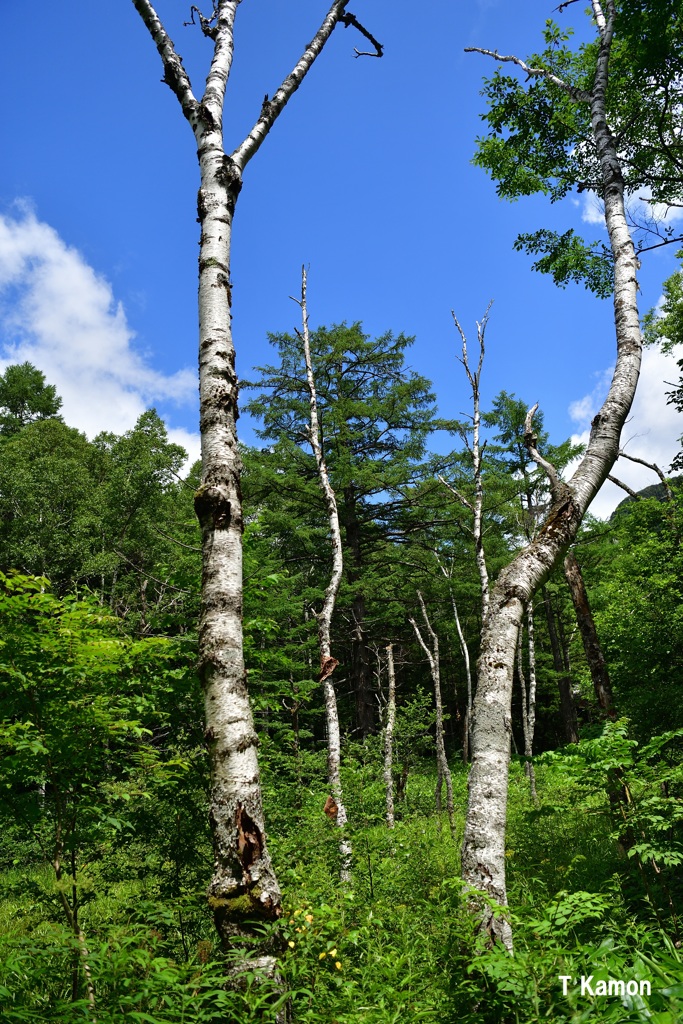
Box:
(1, 340), (683, 1021)
(4, 5), (683, 1022)
(471, 1), (683, 294)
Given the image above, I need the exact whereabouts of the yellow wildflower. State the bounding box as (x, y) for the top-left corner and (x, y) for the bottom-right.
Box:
(335, 961), (342, 970)
(319, 952), (327, 960)
(288, 941), (295, 949)
(329, 948), (337, 957)
(305, 913), (313, 923)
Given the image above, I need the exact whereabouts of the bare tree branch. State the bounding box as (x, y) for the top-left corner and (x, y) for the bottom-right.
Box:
(463, 46), (590, 103)
(185, 3), (219, 39)
(607, 473), (640, 499)
(523, 402), (564, 503)
(618, 449), (674, 501)
(231, 1), (353, 170)
(340, 11), (384, 58)
(437, 474), (473, 512)
(201, 0), (239, 125)
(132, 0), (201, 128)
(449, 307), (492, 623)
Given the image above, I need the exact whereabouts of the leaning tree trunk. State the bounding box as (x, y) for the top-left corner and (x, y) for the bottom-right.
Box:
(410, 593), (455, 836)
(296, 266), (351, 882)
(131, 0), (373, 953)
(463, 3), (642, 949)
(564, 549), (614, 713)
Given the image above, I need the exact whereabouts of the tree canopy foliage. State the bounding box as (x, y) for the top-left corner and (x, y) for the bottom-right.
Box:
(471, 1), (683, 295)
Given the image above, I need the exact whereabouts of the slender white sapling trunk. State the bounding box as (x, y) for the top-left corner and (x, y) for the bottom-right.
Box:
(384, 644), (397, 828)
(294, 267), (351, 881)
(410, 593), (455, 836)
(516, 606), (538, 803)
(435, 553), (474, 761)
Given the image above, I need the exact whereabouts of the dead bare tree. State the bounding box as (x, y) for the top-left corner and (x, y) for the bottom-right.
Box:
(131, 0), (380, 956)
(439, 306), (492, 626)
(292, 266), (351, 882)
(409, 593), (456, 836)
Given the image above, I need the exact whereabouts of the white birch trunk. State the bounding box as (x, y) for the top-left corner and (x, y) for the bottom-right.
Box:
(131, 0), (362, 950)
(384, 644), (397, 829)
(410, 594), (455, 836)
(436, 554), (474, 761)
(439, 311), (491, 626)
(451, 594), (473, 752)
(296, 267), (351, 882)
(516, 608), (538, 802)
(462, 2), (642, 949)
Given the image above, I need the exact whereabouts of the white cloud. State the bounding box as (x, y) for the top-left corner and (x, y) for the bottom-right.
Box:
(580, 186), (683, 231)
(581, 191), (606, 226)
(568, 366), (613, 428)
(167, 427), (201, 469)
(0, 205), (199, 460)
(568, 346), (682, 519)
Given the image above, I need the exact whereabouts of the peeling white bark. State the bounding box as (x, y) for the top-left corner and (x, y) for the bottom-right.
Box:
(463, 1), (641, 950)
(384, 644), (397, 829)
(295, 267), (351, 882)
(131, 0), (360, 950)
(410, 593), (455, 836)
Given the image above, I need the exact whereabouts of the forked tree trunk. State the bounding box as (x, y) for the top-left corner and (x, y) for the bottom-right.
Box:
(463, 2), (642, 949)
(295, 267), (351, 882)
(384, 644), (397, 829)
(563, 549), (614, 713)
(410, 593), (455, 836)
(439, 308), (491, 627)
(131, 0), (371, 952)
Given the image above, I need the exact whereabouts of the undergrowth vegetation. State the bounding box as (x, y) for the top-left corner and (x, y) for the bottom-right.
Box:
(2, 722), (683, 1023)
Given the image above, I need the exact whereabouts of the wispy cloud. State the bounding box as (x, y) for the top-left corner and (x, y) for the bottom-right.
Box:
(580, 191), (606, 226)
(0, 204), (199, 464)
(581, 186), (683, 231)
(568, 347), (682, 518)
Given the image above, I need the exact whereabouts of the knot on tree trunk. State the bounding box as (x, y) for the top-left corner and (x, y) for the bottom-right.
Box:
(216, 155), (243, 207)
(194, 483), (231, 530)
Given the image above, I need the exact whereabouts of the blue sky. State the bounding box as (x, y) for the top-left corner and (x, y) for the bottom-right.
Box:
(0, 1), (681, 516)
